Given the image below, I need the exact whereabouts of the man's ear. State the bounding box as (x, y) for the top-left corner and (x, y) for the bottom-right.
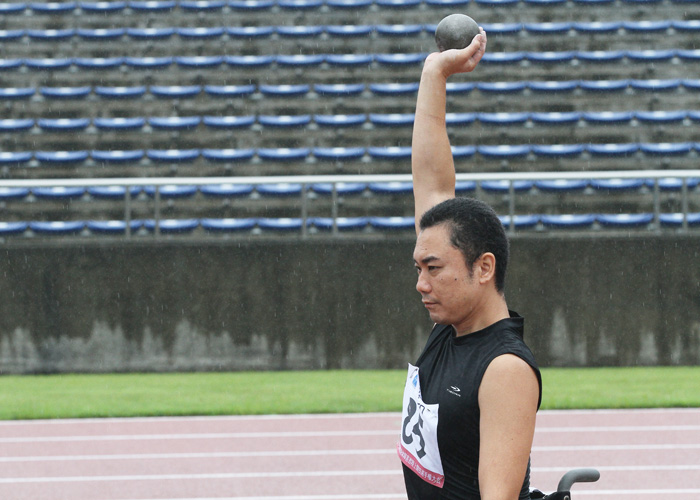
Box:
(476, 252), (497, 284)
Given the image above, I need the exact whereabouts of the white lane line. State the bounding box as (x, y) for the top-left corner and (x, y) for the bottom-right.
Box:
(2, 465), (700, 484)
(3, 425), (699, 443)
(575, 490), (700, 496)
(2, 442), (699, 462)
(118, 496), (408, 500)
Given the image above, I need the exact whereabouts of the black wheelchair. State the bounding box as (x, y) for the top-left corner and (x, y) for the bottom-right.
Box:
(531, 468), (601, 500)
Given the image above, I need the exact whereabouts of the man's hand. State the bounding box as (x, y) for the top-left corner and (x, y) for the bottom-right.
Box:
(424, 28), (488, 80)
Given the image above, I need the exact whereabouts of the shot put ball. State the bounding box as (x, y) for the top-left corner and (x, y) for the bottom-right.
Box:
(435, 14), (481, 52)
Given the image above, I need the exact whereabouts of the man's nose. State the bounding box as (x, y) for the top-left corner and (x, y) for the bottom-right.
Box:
(416, 272), (431, 294)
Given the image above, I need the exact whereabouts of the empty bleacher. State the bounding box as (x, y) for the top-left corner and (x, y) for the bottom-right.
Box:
(0, 0), (699, 239)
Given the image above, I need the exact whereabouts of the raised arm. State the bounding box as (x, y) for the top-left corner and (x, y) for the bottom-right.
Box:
(412, 29), (487, 234)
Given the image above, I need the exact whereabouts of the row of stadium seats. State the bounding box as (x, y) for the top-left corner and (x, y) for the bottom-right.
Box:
(0, 212), (697, 239)
(3, 20), (697, 40)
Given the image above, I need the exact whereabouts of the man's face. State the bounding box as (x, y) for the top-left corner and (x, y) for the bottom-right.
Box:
(413, 224), (482, 331)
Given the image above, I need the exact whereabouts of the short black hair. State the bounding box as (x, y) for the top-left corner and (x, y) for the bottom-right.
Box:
(419, 197), (510, 293)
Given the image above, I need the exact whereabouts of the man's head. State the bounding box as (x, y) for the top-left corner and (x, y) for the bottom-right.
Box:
(418, 196), (509, 293)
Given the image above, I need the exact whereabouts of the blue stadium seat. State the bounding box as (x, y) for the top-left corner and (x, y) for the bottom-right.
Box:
(150, 85), (202, 99)
(597, 213), (653, 227)
(127, 27), (175, 40)
(0, 152), (32, 166)
(0, 3), (27, 15)
(474, 0), (518, 5)
(128, 1), (176, 11)
(582, 111), (633, 125)
(369, 216), (414, 230)
(577, 51), (625, 64)
(311, 217), (369, 231)
(499, 215), (539, 229)
(204, 84), (256, 98)
(640, 142), (693, 156)
(312, 147), (366, 161)
(276, 25), (324, 38)
(77, 28), (126, 40)
(635, 110), (686, 124)
(481, 180), (534, 192)
(146, 149), (200, 162)
(375, 53), (426, 66)
(0, 187), (30, 200)
(201, 218), (257, 232)
(446, 82), (476, 95)
(478, 145), (531, 158)
(368, 182), (413, 194)
(535, 179), (588, 192)
(0, 119), (34, 132)
(579, 79), (629, 92)
(91, 150), (145, 164)
(87, 220), (143, 234)
(587, 143), (639, 157)
(478, 112), (529, 125)
(590, 178), (645, 191)
(87, 186), (142, 198)
(228, 0), (274, 10)
(259, 84), (310, 97)
(541, 214), (595, 229)
(367, 146), (412, 160)
(326, 0), (371, 8)
(0, 88), (35, 100)
(678, 50), (700, 62)
(148, 116), (201, 131)
(658, 213), (700, 227)
(451, 145), (477, 158)
(35, 151), (89, 164)
(311, 182), (366, 195)
(313, 83), (365, 96)
(0, 222), (28, 236)
(523, 0), (566, 4)
(481, 52), (526, 65)
(480, 23), (522, 35)
(202, 115), (256, 129)
(527, 51), (576, 64)
(30, 2), (77, 13)
(30, 221), (85, 235)
(124, 56), (173, 69)
(626, 50), (676, 62)
(180, 0), (226, 11)
(646, 177), (700, 191)
(530, 112), (581, 125)
(0, 59), (23, 71)
(278, 0), (323, 8)
(445, 113), (476, 126)
(38, 118), (90, 132)
(202, 148), (255, 162)
(672, 20), (700, 32)
(313, 114), (366, 127)
(376, 24), (423, 36)
(623, 20), (671, 33)
(27, 29), (75, 41)
(200, 183), (255, 197)
(26, 58), (73, 71)
(573, 21), (622, 33)
(528, 81), (578, 94)
(257, 148), (310, 161)
(226, 26), (274, 38)
(93, 117), (145, 131)
(257, 218), (304, 231)
(369, 113), (414, 127)
(144, 185), (197, 198)
(630, 79), (681, 92)
(369, 82), (419, 95)
(375, 0), (421, 7)
(33, 187), (86, 199)
(326, 54), (374, 67)
(524, 22), (572, 35)
(95, 86), (146, 99)
(455, 180), (477, 192)
(258, 115), (312, 127)
(80, 1), (127, 13)
(276, 54), (325, 67)
(325, 25), (374, 37)
(532, 144), (585, 158)
(144, 219), (199, 234)
(176, 56), (224, 69)
(40, 86), (91, 99)
(476, 81), (527, 94)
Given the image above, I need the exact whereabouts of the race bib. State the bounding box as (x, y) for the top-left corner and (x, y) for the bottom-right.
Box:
(397, 363), (444, 488)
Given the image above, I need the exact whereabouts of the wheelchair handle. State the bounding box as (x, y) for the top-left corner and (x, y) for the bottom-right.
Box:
(557, 468), (601, 492)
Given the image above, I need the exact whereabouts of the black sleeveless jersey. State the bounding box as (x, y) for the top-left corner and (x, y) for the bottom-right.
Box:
(402, 311), (542, 500)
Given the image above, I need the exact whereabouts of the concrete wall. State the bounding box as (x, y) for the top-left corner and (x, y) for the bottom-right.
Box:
(0, 234), (699, 374)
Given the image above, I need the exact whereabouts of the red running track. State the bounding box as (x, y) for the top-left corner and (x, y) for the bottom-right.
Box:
(0, 409), (698, 499)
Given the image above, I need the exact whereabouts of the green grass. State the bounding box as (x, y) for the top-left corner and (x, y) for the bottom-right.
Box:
(0, 367), (698, 420)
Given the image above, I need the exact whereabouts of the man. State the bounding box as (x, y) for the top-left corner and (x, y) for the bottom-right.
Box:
(397, 29), (543, 499)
